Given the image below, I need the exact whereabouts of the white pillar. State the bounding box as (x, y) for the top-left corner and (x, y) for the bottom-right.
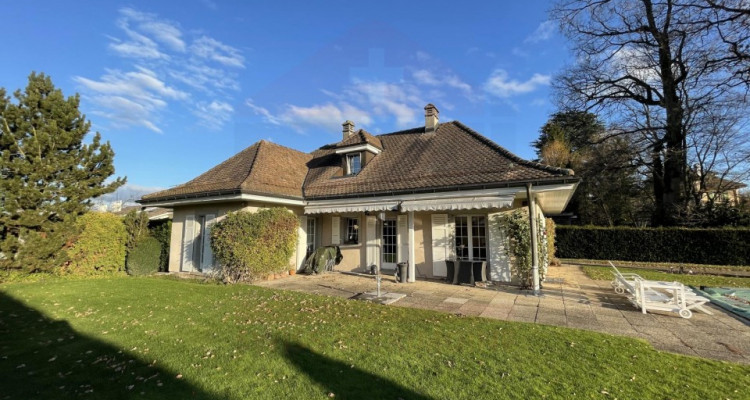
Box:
(527, 183), (540, 295)
(408, 211), (416, 283)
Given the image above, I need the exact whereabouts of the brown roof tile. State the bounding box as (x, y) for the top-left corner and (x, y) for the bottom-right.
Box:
(141, 140), (311, 202)
(302, 121), (574, 199)
(337, 129), (383, 150)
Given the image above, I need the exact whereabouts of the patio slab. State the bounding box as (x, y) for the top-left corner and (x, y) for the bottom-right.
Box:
(256, 265), (750, 364)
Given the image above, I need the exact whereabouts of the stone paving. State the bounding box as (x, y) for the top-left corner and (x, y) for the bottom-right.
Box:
(256, 265), (750, 364)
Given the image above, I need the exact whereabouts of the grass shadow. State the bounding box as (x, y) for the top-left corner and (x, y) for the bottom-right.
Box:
(281, 340), (433, 400)
(0, 292), (219, 399)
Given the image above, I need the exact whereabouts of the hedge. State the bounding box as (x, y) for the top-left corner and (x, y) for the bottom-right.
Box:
(556, 226), (750, 266)
(211, 208), (298, 282)
(126, 236), (162, 276)
(63, 212), (127, 275)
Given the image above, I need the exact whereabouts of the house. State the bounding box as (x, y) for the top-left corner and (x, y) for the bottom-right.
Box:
(138, 104), (579, 287)
(691, 167), (746, 207)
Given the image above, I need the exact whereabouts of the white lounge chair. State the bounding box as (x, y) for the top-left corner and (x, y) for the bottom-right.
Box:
(607, 261), (712, 319)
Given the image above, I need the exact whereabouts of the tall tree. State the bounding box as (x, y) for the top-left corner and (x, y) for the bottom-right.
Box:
(535, 111), (641, 226)
(0, 73), (125, 271)
(552, 0), (750, 225)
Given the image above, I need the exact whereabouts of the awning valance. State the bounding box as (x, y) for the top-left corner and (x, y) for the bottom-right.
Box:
(304, 201), (400, 215)
(399, 195), (514, 212)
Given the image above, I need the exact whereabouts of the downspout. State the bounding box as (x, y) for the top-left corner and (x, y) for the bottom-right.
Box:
(526, 183), (540, 295)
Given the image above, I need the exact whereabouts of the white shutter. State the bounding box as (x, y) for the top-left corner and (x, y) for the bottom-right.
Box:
(182, 215), (197, 272)
(397, 215), (408, 263)
(331, 216), (341, 245)
(488, 212), (511, 282)
(366, 216), (377, 269)
(200, 214), (216, 272)
(431, 214), (449, 277)
(296, 216), (308, 269)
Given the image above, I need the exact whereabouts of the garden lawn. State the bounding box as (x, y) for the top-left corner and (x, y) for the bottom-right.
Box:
(1, 277), (748, 400)
(582, 265), (750, 288)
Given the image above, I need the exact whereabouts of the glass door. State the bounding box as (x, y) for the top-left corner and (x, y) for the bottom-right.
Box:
(382, 219), (397, 270)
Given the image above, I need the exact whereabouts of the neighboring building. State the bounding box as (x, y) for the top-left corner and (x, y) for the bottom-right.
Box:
(113, 205), (173, 221)
(139, 104), (579, 283)
(692, 167), (747, 207)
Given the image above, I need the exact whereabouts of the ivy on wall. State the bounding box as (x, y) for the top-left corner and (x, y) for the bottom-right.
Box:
(497, 208), (550, 289)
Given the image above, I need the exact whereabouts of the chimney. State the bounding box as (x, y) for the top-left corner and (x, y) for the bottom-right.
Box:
(424, 103), (439, 133)
(342, 120), (355, 140)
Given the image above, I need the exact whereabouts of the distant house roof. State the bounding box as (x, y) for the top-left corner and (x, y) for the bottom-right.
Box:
(702, 172), (747, 191)
(112, 206), (172, 221)
(303, 121), (574, 199)
(141, 140), (312, 202)
(140, 120), (576, 205)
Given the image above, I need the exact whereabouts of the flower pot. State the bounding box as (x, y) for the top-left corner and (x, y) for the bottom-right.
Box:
(289, 269), (296, 276)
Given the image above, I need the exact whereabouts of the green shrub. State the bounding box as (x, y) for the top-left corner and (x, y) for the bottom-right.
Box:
(496, 209), (549, 289)
(63, 213), (127, 275)
(211, 208), (299, 282)
(545, 218), (559, 266)
(126, 236), (162, 276)
(556, 226), (750, 265)
(149, 220), (171, 272)
(123, 210), (149, 251)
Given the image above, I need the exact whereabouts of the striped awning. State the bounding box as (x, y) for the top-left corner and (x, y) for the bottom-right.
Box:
(304, 201), (400, 215)
(399, 195), (514, 212)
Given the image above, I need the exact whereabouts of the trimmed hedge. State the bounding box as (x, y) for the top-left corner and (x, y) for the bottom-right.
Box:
(126, 236), (161, 276)
(556, 226), (750, 266)
(211, 208), (298, 282)
(64, 213), (127, 275)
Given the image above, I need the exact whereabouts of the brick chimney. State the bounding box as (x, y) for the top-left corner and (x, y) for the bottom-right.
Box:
(424, 103), (439, 133)
(342, 120), (355, 140)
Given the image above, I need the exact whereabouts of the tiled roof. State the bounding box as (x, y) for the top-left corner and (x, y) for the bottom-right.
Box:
(141, 140), (312, 202)
(337, 129), (383, 150)
(302, 121), (575, 199)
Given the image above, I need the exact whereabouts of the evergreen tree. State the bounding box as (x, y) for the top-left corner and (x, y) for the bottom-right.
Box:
(0, 73), (125, 272)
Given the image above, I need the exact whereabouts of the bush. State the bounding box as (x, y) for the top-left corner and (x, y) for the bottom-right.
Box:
(126, 236), (162, 276)
(545, 218), (560, 266)
(123, 210), (149, 251)
(211, 208), (299, 282)
(149, 220), (171, 272)
(63, 213), (127, 275)
(556, 226), (750, 265)
(496, 209), (549, 289)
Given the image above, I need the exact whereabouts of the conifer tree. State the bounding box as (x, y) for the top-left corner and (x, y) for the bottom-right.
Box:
(0, 73), (125, 272)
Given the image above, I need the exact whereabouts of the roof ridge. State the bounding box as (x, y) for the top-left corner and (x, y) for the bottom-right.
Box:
(240, 140), (264, 188)
(451, 120), (575, 176)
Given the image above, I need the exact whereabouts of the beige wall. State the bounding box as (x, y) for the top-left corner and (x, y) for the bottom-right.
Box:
(167, 201), (304, 273)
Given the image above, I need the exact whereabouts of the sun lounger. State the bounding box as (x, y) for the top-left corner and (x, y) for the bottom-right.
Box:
(607, 261), (711, 319)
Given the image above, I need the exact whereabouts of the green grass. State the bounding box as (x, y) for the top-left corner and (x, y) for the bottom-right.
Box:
(562, 258), (750, 273)
(581, 265), (750, 288)
(1, 277), (748, 399)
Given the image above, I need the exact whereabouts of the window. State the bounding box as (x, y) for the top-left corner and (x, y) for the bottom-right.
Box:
(343, 217), (359, 244)
(382, 219), (397, 263)
(454, 215), (487, 261)
(346, 153), (361, 175)
(306, 217), (317, 256)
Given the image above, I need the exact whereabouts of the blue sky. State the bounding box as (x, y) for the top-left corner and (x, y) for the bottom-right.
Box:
(2, 1), (571, 201)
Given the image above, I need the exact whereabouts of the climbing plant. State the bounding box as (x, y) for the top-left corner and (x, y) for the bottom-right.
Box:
(498, 208), (549, 289)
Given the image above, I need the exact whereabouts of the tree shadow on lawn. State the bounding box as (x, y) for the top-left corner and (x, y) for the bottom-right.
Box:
(281, 340), (434, 400)
(0, 292), (221, 400)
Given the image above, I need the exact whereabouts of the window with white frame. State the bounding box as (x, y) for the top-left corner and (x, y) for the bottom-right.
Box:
(346, 153), (361, 175)
(342, 217), (359, 244)
(454, 215), (487, 261)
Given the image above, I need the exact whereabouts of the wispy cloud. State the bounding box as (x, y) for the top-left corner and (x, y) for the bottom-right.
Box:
(247, 100), (372, 133)
(194, 100), (234, 129)
(191, 36), (245, 68)
(524, 20), (556, 44)
(484, 69), (551, 98)
(412, 69), (472, 94)
(77, 7), (244, 132)
(74, 67), (188, 133)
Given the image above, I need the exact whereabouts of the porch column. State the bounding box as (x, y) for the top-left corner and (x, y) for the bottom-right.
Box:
(527, 183), (540, 295)
(408, 211), (416, 282)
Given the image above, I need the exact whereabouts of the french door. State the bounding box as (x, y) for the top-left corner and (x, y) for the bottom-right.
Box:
(382, 219), (397, 269)
(454, 216), (487, 261)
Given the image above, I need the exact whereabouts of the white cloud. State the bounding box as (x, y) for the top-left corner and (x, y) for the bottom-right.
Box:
(246, 99), (281, 125)
(194, 100), (234, 129)
(74, 68), (188, 133)
(191, 36), (245, 68)
(524, 20), (556, 43)
(484, 69), (551, 98)
(247, 100), (372, 132)
(79, 7), (245, 133)
(412, 69), (472, 94)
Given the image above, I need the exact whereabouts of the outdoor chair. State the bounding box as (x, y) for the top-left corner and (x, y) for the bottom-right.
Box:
(456, 260), (474, 285)
(445, 260), (457, 284)
(472, 261), (487, 282)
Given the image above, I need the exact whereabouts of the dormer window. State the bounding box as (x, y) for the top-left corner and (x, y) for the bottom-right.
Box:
(346, 153), (361, 175)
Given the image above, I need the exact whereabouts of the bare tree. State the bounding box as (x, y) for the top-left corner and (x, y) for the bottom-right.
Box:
(553, 0), (750, 225)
